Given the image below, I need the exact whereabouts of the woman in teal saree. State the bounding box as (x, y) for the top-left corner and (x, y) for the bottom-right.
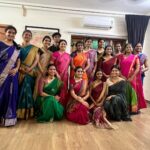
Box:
(35, 64), (64, 122)
(17, 30), (39, 120)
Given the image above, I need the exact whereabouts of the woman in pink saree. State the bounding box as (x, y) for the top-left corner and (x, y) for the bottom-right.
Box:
(120, 43), (147, 109)
(66, 66), (90, 125)
(51, 39), (71, 107)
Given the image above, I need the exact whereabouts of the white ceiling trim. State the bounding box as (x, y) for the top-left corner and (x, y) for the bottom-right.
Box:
(0, 0), (143, 17)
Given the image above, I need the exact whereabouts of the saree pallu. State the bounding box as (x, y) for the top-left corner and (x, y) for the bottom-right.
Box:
(51, 51), (71, 107)
(84, 49), (97, 83)
(104, 80), (130, 121)
(17, 45), (39, 119)
(98, 57), (117, 81)
(66, 79), (89, 125)
(33, 50), (52, 100)
(70, 51), (88, 80)
(90, 82), (112, 128)
(0, 41), (19, 126)
(120, 54), (146, 109)
(125, 81), (138, 113)
(138, 53), (147, 84)
(35, 78), (64, 122)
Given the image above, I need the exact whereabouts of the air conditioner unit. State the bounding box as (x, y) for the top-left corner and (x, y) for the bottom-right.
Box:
(83, 16), (113, 30)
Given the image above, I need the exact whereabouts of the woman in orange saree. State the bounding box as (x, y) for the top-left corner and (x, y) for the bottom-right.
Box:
(70, 41), (90, 81)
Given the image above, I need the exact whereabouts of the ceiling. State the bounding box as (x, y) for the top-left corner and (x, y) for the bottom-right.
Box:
(0, 0), (150, 14)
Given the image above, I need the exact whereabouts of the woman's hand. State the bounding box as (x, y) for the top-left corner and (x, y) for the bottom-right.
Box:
(24, 66), (32, 73)
(81, 101), (89, 108)
(106, 96), (112, 101)
(55, 95), (60, 101)
(9, 68), (18, 76)
(127, 76), (134, 82)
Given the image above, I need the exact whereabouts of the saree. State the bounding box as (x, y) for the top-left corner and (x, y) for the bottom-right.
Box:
(33, 48), (52, 100)
(0, 41), (20, 126)
(66, 79), (89, 125)
(120, 54), (146, 109)
(90, 82), (112, 128)
(138, 53), (147, 84)
(51, 51), (71, 107)
(104, 80), (131, 121)
(35, 78), (64, 122)
(17, 45), (39, 119)
(125, 81), (138, 113)
(98, 57), (117, 81)
(84, 49), (97, 83)
(70, 51), (88, 80)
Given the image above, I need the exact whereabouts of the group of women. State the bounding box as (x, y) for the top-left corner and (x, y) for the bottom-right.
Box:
(0, 25), (148, 129)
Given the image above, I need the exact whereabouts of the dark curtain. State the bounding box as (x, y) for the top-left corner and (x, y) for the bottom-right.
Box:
(125, 15), (149, 47)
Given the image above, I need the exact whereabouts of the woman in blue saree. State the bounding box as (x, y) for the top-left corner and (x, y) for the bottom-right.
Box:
(17, 30), (39, 120)
(0, 25), (20, 126)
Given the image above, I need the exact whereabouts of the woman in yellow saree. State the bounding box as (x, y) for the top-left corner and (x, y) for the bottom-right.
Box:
(33, 35), (52, 100)
(17, 30), (39, 120)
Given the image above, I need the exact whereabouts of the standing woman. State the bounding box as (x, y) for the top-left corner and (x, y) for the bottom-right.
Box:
(35, 64), (64, 122)
(89, 70), (112, 128)
(84, 38), (97, 83)
(0, 25), (20, 126)
(120, 43), (147, 109)
(70, 41), (90, 81)
(17, 30), (39, 119)
(97, 45), (117, 81)
(66, 66), (90, 125)
(33, 35), (52, 99)
(51, 39), (71, 107)
(134, 43), (149, 84)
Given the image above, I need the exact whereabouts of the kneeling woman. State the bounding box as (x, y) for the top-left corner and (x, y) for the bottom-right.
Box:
(35, 64), (64, 122)
(66, 66), (90, 125)
(104, 65), (131, 121)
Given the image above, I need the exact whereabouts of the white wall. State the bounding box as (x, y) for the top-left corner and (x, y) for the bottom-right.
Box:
(143, 15), (150, 100)
(0, 5), (127, 53)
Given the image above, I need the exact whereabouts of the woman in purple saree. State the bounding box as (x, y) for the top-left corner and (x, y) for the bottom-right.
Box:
(0, 26), (20, 126)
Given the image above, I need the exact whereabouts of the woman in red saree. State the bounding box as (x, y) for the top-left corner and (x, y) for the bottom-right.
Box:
(66, 66), (90, 125)
(89, 70), (113, 128)
(97, 45), (117, 81)
(120, 43), (147, 109)
(70, 41), (90, 81)
(51, 40), (71, 107)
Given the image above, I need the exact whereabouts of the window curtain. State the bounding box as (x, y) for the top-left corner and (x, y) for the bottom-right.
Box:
(125, 15), (149, 47)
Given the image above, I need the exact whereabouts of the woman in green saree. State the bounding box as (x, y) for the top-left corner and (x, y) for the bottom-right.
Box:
(17, 30), (39, 119)
(35, 64), (64, 122)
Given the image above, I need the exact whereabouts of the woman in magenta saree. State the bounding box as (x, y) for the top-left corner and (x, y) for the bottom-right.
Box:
(120, 44), (147, 109)
(51, 40), (71, 107)
(97, 45), (117, 81)
(66, 67), (90, 125)
(0, 26), (20, 126)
